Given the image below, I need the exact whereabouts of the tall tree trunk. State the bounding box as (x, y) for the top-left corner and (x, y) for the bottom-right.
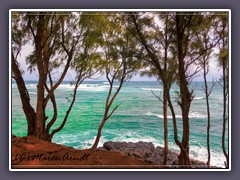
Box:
(48, 78), (81, 142)
(34, 15), (47, 139)
(162, 14), (169, 165)
(12, 55), (36, 135)
(35, 77), (46, 139)
(91, 89), (121, 150)
(203, 60), (211, 166)
(91, 64), (124, 150)
(131, 14), (170, 165)
(222, 59), (229, 168)
(176, 14), (191, 166)
(91, 119), (107, 149)
(167, 87), (188, 166)
(163, 84), (168, 165)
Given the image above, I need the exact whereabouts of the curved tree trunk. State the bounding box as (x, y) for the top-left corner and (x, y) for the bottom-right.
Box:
(175, 14), (192, 167)
(222, 59), (229, 168)
(162, 15), (169, 165)
(163, 87), (168, 165)
(166, 89), (187, 166)
(33, 14), (48, 139)
(12, 55), (36, 135)
(48, 79), (80, 142)
(91, 119), (107, 149)
(203, 60), (211, 166)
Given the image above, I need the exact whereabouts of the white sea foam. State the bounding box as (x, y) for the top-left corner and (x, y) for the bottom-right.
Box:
(145, 111), (182, 119)
(59, 84), (107, 92)
(194, 96), (204, 100)
(154, 141), (226, 168)
(53, 131), (226, 168)
(79, 84), (106, 92)
(119, 132), (156, 143)
(111, 133), (226, 167)
(141, 88), (161, 91)
(189, 112), (207, 119)
(26, 84), (37, 89)
(29, 92), (37, 95)
(188, 145), (226, 168)
(146, 111), (207, 119)
(81, 136), (107, 149)
(58, 84), (74, 89)
(16, 82), (117, 92)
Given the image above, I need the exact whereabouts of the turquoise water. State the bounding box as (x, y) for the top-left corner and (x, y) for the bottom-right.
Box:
(12, 81), (229, 167)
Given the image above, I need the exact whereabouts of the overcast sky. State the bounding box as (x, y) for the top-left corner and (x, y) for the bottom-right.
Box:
(18, 43), (221, 82)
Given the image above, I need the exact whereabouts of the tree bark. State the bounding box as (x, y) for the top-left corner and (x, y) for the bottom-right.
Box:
(167, 86), (188, 166)
(163, 87), (168, 165)
(130, 15), (170, 164)
(34, 15), (47, 139)
(162, 14), (170, 166)
(176, 14), (192, 166)
(91, 119), (107, 149)
(48, 77), (81, 141)
(91, 63), (125, 149)
(12, 55), (36, 135)
(222, 58), (229, 168)
(203, 59), (211, 166)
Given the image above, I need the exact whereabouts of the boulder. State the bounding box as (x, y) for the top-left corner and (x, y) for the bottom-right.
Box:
(101, 141), (218, 168)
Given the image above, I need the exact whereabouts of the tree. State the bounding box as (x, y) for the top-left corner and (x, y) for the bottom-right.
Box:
(127, 12), (227, 167)
(12, 12), (99, 141)
(173, 12), (206, 166)
(91, 14), (141, 149)
(127, 12), (176, 165)
(172, 12), (225, 167)
(215, 13), (229, 168)
(195, 13), (223, 166)
(46, 13), (102, 141)
(202, 57), (216, 166)
(12, 12), (36, 135)
(198, 27), (214, 166)
(12, 12), (63, 139)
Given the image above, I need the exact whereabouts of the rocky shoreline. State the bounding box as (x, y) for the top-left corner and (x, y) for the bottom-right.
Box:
(98, 141), (221, 168)
(11, 135), (221, 169)
(11, 135), (151, 169)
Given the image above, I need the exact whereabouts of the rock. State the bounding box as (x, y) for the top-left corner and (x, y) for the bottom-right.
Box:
(103, 141), (155, 161)
(101, 141), (219, 168)
(103, 141), (164, 165)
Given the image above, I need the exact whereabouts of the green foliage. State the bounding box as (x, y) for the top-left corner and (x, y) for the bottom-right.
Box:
(12, 12), (29, 56)
(84, 13), (144, 82)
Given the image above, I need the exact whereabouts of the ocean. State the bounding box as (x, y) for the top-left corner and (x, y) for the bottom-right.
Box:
(11, 80), (229, 167)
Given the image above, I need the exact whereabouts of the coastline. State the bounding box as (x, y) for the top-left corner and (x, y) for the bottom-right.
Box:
(11, 135), (222, 169)
(12, 81), (227, 168)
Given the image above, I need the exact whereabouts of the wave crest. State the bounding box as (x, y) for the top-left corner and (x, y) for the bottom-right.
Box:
(146, 111), (207, 119)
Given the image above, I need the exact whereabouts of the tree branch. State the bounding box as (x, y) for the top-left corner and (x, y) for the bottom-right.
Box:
(106, 102), (123, 120)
